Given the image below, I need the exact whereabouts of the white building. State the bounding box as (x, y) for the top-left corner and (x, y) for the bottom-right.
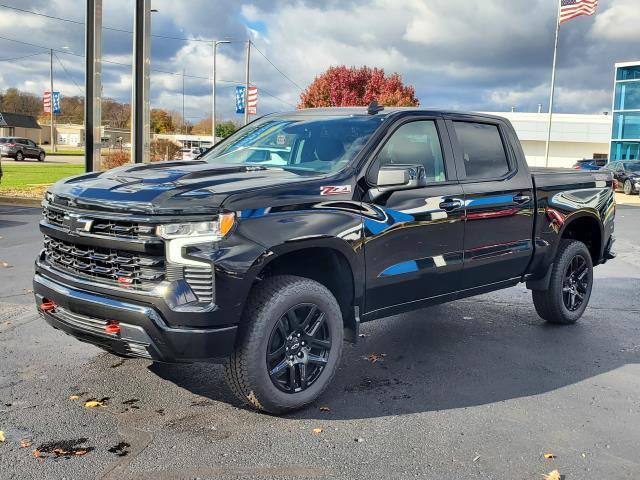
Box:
(483, 112), (612, 168)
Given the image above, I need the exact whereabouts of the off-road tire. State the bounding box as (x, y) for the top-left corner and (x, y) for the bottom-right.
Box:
(224, 275), (343, 414)
(532, 240), (593, 324)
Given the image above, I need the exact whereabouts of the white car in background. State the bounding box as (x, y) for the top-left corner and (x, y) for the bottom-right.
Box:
(177, 147), (207, 161)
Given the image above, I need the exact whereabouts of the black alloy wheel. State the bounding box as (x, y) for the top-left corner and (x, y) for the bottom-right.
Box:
(266, 303), (331, 393)
(562, 254), (589, 312)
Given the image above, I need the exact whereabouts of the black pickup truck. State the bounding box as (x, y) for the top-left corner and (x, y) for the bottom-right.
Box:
(34, 107), (616, 414)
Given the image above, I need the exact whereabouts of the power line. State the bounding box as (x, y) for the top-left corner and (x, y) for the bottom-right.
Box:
(53, 52), (84, 96)
(250, 42), (304, 92)
(0, 3), (304, 96)
(0, 33), (295, 109)
(0, 51), (47, 62)
(0, 3), (229, 43)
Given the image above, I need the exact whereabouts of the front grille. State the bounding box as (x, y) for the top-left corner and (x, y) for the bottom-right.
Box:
(44, 235), (165, 288)
(43, 205), (157, 240)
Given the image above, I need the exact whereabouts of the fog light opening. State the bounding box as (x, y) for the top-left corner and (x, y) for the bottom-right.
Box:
(105, 321), (121, 335)
(40, 299), (57, 312)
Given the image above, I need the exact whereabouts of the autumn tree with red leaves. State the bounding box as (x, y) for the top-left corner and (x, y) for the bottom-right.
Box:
(298, 66), (419, 109)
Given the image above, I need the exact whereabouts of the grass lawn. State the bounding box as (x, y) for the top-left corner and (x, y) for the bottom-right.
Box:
(0, 163), (84, 197)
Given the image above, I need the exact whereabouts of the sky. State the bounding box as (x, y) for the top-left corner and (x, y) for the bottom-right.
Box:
(0, 0), (638, 124)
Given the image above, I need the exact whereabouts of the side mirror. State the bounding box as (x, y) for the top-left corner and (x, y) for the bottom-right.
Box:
(375, 164), (427, 192)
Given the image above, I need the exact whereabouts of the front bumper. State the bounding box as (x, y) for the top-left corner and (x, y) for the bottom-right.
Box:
(34, 272), (237, 363)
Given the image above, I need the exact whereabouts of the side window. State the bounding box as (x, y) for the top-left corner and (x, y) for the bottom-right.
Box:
(28, 140), (36, 147)
(453, 122), (510, 180)
(376, 121), (446, 182)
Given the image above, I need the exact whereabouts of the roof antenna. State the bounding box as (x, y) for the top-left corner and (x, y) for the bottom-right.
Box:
(367, 101), (384, 115)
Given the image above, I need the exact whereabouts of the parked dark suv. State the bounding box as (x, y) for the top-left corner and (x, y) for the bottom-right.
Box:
(0, 137), (46, 162)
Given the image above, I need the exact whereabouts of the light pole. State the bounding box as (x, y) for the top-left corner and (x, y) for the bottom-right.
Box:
(212, 40), (231, 143)
(244, 40), (251, 126)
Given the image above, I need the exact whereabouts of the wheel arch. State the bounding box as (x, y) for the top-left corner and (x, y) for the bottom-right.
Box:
(243, 238), (364, 341)
(558, 211), (603, 264)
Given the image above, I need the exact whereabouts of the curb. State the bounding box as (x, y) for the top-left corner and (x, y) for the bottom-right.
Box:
(0, 196), (42, 208)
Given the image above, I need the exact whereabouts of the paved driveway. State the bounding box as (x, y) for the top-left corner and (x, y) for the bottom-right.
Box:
(1, 205), (639, 479)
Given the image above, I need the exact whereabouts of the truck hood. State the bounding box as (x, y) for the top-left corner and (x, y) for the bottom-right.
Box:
(48, 161), (316, 214)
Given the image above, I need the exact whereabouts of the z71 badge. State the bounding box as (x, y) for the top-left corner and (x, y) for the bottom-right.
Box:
(320, 185), (352, 196)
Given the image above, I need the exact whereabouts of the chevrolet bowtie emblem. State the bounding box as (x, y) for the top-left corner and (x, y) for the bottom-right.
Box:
(62, 214), (93, 233)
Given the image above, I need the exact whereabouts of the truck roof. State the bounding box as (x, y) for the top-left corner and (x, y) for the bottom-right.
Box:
(276, 107), (509, 123)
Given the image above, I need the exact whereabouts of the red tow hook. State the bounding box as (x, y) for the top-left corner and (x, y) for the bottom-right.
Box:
(40, 299), (57, 312)
(105, 321), (121, 335)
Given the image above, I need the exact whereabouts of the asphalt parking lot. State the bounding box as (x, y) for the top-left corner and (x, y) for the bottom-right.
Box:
(1, 204), (639, 479)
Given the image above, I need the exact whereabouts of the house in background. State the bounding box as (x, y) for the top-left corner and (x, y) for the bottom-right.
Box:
(0, 112), (42, 142)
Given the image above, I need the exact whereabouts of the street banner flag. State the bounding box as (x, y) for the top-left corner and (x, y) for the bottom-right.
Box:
(44, 91), (61, 114)
(560, 0), (598, 24)
(247, 86), (258, 115)
(235, 86), (245, 114)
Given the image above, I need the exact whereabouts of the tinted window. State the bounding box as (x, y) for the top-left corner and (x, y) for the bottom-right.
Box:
(624, 162), (640, 172)
(453, 122), (510, 180)
(376, 121), (446, 182)
(204, 116), (384, 174)
(0, 138), (6, 143)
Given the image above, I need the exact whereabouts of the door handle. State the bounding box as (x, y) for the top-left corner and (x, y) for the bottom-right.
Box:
(513, 193), (531, 204)
(439, 199), (462, 211)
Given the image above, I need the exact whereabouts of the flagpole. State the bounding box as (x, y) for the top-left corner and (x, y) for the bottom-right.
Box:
(544, 0), (562, 168)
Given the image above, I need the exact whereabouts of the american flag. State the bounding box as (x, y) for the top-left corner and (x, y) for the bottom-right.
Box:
(247, 86), (258, 115)
(560, 0), (598, 24)
(43, 91), (61, 114)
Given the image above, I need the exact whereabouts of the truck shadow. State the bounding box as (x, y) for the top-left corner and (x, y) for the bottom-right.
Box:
(150, 277), (639, 420)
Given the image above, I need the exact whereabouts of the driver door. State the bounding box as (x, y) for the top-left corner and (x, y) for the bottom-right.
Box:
(362, 116), (465, 316)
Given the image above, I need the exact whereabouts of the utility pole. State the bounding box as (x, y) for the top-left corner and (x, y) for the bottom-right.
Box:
(244, 40), (251, 125)
(212, 40), (231, 143)
(49, 48), (56, 153)
(182, 69), (185, 134)
(131, 0), (151, 164)
(84, 0), (102, 172)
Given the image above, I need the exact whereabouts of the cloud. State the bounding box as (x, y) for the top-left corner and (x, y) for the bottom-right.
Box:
(0, 0), (635, 121)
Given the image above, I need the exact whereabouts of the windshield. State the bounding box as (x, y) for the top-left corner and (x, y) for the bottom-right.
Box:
(624, 162), (640, 172)
(201, 115), (385, 174)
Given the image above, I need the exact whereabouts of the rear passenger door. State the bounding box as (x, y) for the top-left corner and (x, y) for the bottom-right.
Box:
(446, 116), (535, 290)
(26, 140), (39, 158)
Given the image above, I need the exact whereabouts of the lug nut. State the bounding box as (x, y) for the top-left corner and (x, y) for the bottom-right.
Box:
(297, 333), (301, 338)
(286, 347), (289, 351)
(289, 355), (294, 360)
(301, 341), (305, 346)
(297, 352), (304, 358)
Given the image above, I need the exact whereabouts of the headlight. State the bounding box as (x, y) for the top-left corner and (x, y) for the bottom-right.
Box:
(157, 212), (235, 240)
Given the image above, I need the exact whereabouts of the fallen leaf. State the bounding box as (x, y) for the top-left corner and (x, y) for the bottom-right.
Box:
(543, 470), (562, 480)
(69, 395), (80, 401)
(473, 455), (481, 462)
(319, 407), (331, 413)
(0, 431), (5, 442)
(544, 453), (556, 459)
(74, 449), (89, 456)
(366, 353), (386, 364)
(33, 449), (42, 458)
(0, 261), (12, 268)
(84, 397), (109, 408)
(20, 439), (32, 448)
(312, 428), (323, 434)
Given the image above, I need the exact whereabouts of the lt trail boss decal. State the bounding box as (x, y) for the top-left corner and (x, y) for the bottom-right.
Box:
(320, 185), (351, 196)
